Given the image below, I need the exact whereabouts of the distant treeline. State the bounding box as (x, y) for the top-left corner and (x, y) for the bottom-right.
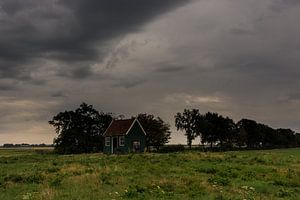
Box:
(175, 109), (300, 150)
(2, 143), (53, 148)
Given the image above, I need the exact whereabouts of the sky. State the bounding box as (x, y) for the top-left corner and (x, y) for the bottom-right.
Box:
(0, 0), (300, 145)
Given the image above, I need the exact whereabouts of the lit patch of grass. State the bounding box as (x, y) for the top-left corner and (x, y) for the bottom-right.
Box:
(60, 164), (86, 176)
(4, 173), (44, 184)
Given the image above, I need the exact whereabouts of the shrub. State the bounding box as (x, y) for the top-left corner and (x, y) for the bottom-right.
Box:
(47, 167), (60, 173)
(208, 176), (230, 186)
(49, 175), (63, 187)
(277, 188), (293, 198)
(157, 145), (185, 153)
(4, 173), (44, 184)
(273, 179), (300, 187)
(4, 174), (23, 183)
(99, 172), (112, 185)
(196, 166), (218, 174)
(0, 178), (5, 188)
(26, 173), (44, 184)
(217, 168), (238, 179)
(241, 171), (257, 181)
(123, 185), (147, 198)
(286, 168), (296, 179)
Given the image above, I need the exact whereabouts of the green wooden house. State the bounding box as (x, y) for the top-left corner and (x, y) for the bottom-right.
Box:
(103, 118), (147, 154)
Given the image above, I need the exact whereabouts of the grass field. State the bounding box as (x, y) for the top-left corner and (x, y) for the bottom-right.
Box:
(0, 148), (300, 199)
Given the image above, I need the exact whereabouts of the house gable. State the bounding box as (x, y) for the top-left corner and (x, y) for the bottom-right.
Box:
(103, 118), (147, 154)
(126, 119), (147, 136)
(127, 120), (146, 137)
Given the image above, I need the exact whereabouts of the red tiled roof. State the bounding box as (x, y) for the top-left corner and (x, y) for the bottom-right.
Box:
(103, 118), (135, 136)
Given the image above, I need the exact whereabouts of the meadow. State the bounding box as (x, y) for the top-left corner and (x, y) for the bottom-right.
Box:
(0, 148), (300, 200)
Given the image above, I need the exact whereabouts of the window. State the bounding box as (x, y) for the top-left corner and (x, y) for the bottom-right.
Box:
(119, 136), (125, 146)
(105, 137), (111, 146)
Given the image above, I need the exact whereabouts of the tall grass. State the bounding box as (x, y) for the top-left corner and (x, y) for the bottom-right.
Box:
(0, 148), (300, 199)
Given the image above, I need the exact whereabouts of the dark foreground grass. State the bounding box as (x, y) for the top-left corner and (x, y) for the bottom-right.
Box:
(0, 148), (300, 199)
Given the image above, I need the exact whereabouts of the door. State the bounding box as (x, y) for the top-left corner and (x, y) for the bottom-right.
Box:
(113, 137), (118, 153)
(132, 141), (141, 152)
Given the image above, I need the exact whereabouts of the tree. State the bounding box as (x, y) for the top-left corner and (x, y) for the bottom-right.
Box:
(275, 129), (296, 147)
(237, 119), (262, 148)
(200, 112), (237, 149)
(175, 109), (201, 148)
(259, 124), (276, 147)
(136, 113), (171, 150)
(296, 133), (300, 147)
(175, 110), (237, 149)
(49, 103), (112, 154)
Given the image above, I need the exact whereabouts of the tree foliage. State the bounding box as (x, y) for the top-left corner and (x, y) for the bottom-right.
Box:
(49, 103), (112, 154)
(201, 112), (237, 149)
(174, 109), (201, 148)
(175, 110), (237, 149)
(136, 113), (171, 150)
(175, 109), (300, 150)
(237, 119), (262, 148)
(237, 119), (298, 149)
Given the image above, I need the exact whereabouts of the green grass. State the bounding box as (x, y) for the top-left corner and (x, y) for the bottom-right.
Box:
(0, 148), (300, 199)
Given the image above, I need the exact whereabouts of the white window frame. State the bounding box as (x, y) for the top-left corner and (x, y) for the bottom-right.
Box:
(119, 136), (125, 146)
(105, 137), (111, 146)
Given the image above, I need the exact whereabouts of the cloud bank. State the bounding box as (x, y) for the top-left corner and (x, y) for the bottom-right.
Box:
(0, 0), (300, 144)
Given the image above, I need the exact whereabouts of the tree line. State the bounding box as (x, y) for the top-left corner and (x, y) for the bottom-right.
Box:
(49, 103), (300, 154)
(2, 143), (53, 148)
(175, 109), (300, 150)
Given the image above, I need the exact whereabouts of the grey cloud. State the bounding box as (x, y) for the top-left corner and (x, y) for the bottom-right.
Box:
(0, 0), (190, 81)
(112, 79), (146, 89)
(56, 65), (94, 79)
(51, 91), (66, 98)
(270, 0), (300, 12)
(229, 28), (255, 36)
(287, 93), (300, 101)
(156, 65), (186, 73)
(2, 0), (300, 144)
(0, 80), (18, 91)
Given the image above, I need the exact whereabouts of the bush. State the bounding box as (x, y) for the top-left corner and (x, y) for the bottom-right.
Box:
(49, 175), (63, 187)
(47, 167), (60, 173)
(4, 174), (23, 183)
(4, 173), (44, 184)
(277, 188), (293, 198)
(123, 185), (147, 198)
(217, 168), (238, 179)
(208, 176), (230, 186)
(26, 173), (44, 184)
(196, 166), (218, 174)
(99, 172), (112, 185)
(0, 181), (4, 188)
(157, 145), (185, 153)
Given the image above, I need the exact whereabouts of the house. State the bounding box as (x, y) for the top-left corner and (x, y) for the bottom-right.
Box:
(103, 118), (147, 154)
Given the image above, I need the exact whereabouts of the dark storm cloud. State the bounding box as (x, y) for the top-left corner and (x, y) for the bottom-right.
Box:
(56, 65), (94, 79)
(0, 0), (189, 82)
(2, 0), (300, 145)
(270, 0), (300, 12)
